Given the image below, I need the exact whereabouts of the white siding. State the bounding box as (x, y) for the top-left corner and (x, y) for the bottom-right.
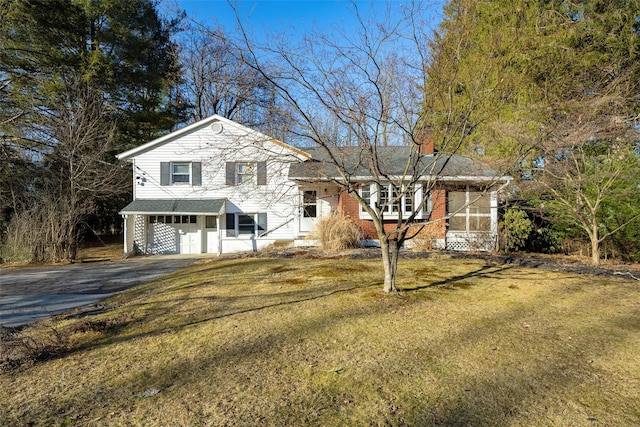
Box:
(126, 119), (305, 251)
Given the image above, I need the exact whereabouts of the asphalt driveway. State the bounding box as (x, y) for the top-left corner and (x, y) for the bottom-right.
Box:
(0, 256), (202, 327)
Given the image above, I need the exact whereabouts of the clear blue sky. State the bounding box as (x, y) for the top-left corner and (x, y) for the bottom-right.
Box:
(171, 0), (443, 40)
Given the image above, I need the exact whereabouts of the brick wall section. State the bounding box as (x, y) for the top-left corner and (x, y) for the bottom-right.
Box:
(338, 186), (447, 240)
(418, 129), (435, 154)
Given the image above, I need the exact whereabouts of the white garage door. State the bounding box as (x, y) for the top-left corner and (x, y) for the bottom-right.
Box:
(148, 215), (201, 255)
(177, 221), (201, 254)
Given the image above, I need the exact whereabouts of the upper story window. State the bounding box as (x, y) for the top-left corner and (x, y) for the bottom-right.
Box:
(172, 163), (190, 183)
(160, 162), (201, 186)
(448, 186), (492, 232)
(226, 161), (267, 186)
(236, 162), (255, 184)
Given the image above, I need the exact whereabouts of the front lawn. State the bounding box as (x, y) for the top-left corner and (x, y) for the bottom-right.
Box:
(1, 254), (638, 426)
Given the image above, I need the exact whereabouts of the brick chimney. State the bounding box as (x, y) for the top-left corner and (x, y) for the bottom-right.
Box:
(416, 128), (435, 154)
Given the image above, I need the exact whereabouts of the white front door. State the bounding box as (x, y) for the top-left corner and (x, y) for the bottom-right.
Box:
(299, 190), (317, 232)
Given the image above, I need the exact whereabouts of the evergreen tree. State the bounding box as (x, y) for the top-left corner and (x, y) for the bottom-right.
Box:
(427, 0), (640, 264)
(0, 0), (183, 261)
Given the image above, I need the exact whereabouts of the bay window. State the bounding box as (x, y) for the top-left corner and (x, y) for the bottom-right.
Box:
(359, 183), (428, 218)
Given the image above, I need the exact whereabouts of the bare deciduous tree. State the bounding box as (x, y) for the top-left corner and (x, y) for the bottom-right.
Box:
(229, 1), (513, 292)
(535, 73), (640, 266)
(2, 78), (127, 262)
(177, 22), (291, 140)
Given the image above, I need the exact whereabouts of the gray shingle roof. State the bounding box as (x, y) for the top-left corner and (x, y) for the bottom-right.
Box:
(288, 146), (503, 180)
(120, 199), (226, 215)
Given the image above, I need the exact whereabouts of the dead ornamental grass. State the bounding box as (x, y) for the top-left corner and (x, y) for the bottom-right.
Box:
(1, 256), (639, 426)
(306, 213), (363, 251)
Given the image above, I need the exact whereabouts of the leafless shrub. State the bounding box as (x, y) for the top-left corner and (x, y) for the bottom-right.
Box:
(1, 195), (79, 263)
(0, 324), (67, 372)
(408, 229), (439, 251)
(307, 212), (363, 252)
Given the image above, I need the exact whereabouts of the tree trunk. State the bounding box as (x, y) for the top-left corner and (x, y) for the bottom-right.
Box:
(590, 222), (600, 266)
(381, 238), (399, 293)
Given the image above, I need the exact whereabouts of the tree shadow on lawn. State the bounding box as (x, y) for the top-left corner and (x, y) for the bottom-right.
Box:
(19, 263), (639, 426)
(1, 260), (382, 371)
(1, 260), (511, 371)
(401, 264), (516, 292)
(407, 306), (639, 425)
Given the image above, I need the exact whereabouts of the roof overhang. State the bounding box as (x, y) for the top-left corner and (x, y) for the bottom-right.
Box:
(289, 175), (513, 183)
(119, 199), (226, 215)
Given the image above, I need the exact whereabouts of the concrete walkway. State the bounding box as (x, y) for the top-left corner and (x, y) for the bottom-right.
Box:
(0, 256), (204, 327)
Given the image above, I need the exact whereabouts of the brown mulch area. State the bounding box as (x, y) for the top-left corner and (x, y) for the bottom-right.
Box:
(448, 251), (640, 280)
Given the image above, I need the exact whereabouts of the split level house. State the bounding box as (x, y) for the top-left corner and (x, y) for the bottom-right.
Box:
(117, 115), (511, 256)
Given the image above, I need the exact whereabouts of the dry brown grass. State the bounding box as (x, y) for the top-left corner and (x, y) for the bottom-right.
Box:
(306, 212), (363, 251)
(1, 255), (638, 426)
(77, 240), (123, 261)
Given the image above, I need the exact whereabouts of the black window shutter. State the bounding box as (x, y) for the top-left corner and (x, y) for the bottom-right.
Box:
(257, 162), (267, 186)
(226, 213), (237, 237)
(225, 162), (236, 186)
(257, 212), (267, 236)
(192, 162), (202, 186)
(160, 162), (170, 186)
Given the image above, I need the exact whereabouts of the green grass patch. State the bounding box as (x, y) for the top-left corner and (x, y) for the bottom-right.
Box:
(1, 256), (639, 426)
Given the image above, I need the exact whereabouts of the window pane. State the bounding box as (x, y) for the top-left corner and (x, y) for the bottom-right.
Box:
(390, 186), (399, 213)
(362, 185), (371, 206)
(470, 216), (491, 231)
(238, 214), (255, 235)
(303, 205), (317, 218)
(172, 163), (190, 183)
(469, 192), (491, 214)
(448, 192), (466, 214)
(303, 190), (317, 218)
(237, 163), (251, 174)
(182, 216), (188, 224)
(149, 215), (157, 223)
(404, 187), (414, 213)
(173, 175), (189, 183)
(449, 215), (466, 231)
(165, 215), (172, 224)
(157, 216), (165, 223)
(173, 164), (189, 174)
(205, 216), (217, 229)
(174, 216), (181, 224)
(303, 190), (316, 203)
(189, 215), (197, 224)
(237, 162), (255, 184)
(379, 184), (388, 209)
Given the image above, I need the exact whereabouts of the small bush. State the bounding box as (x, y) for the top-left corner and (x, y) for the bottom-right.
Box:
(500, 208), (533, 252)
(307, 212), (363, 251)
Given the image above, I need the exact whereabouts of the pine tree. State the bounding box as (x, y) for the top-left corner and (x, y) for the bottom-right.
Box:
(0, 0), (183, 261)
(426, 0), (640, 264)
